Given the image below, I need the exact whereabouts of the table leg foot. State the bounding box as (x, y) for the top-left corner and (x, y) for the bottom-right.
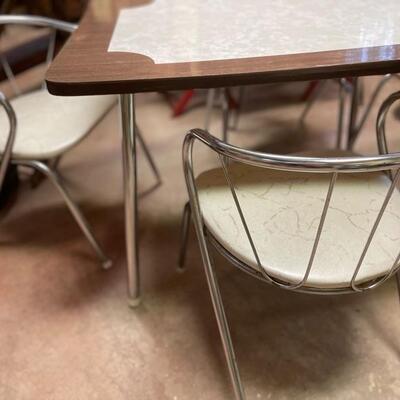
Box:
(128, 296), (142, 308)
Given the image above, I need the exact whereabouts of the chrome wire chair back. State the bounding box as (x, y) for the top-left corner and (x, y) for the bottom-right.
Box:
(0, 15), (76, 97)
(182, 90), (400, 400)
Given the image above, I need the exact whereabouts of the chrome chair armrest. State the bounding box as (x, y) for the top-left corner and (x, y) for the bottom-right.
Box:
(376, 90), (400, 155)
(0, 91), (17, 191)
(0, 15), (77, 33)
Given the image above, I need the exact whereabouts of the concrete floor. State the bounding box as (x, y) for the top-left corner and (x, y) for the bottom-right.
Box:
(1, 78), (400, 399)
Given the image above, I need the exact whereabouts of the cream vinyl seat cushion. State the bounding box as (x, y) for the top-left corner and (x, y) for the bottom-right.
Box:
(197, 150), (400, 289)
(0, 89), (116, 159)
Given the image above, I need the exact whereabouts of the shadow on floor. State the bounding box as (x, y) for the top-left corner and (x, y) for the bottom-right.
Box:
(132, 210), (375, 397)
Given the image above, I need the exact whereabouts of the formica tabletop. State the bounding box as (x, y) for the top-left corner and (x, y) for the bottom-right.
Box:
(46, 0), (400, 96)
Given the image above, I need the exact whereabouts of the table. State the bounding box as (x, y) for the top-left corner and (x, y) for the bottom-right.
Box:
(45, 0), (400, 306)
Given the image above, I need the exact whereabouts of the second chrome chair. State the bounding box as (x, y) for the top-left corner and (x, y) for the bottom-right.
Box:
(181, 91), (400, 399)
(0, 15), (161, 268)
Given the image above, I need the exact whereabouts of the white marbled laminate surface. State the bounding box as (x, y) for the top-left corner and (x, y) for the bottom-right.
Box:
(108, 0), (400, 64)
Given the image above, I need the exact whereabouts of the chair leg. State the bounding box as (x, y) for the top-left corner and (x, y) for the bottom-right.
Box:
(30, 156), (63, 189)
(221, 88), (230, 143)
(135, 125), (162, 186)
(395, 271), (400, 303)
(30, 168), (46, 189)
(336, 78), (346, 149)
(230, 86), (245, 130)
(200, 233), (246, 400)
(186, 154), (245, 399)
(205, 88), (217, 132)
(177, 202), (191, 272)
(348, 74), (393, 147)
(346, 78), (360, 150)
(299, 80), (327, 125)
(17, 160), (112, 269)
(205, 88), (231, 142)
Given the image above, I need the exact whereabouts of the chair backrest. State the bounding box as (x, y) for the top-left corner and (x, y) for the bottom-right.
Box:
(0, 15), (76, 190)
(183, 90), (400, 294)
(0, 15), (76, 97)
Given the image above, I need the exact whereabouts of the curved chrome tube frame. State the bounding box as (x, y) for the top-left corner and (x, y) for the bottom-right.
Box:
(376, 90), (400, 156)
(182, 90), (400, 400)
(0, 15), (77, 33)
(188, 127), (400, 173)
(13, 159), (112, 269)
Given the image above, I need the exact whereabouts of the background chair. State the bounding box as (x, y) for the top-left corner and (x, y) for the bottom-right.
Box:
(204, 87), (244, 143)
(0, 15), (160, 267)
(299, 78), (351, 148)
(300, 75), (400, 149)
(181, 90), (400, 400)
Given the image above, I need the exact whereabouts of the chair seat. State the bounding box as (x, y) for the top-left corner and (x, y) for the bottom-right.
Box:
(0, 89), (116, 159)
(197, 150), (400, 289)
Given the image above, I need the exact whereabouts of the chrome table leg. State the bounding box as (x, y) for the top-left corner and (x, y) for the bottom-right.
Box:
(120, 94), (141, 307)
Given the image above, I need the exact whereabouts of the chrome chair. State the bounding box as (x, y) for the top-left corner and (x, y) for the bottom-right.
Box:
(300, 75), (400, 149)
(0, 15), (159, 268)
(299, 78), (351, 149)
(181, 90), (400, 400)
(204, 87), (245, 142)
